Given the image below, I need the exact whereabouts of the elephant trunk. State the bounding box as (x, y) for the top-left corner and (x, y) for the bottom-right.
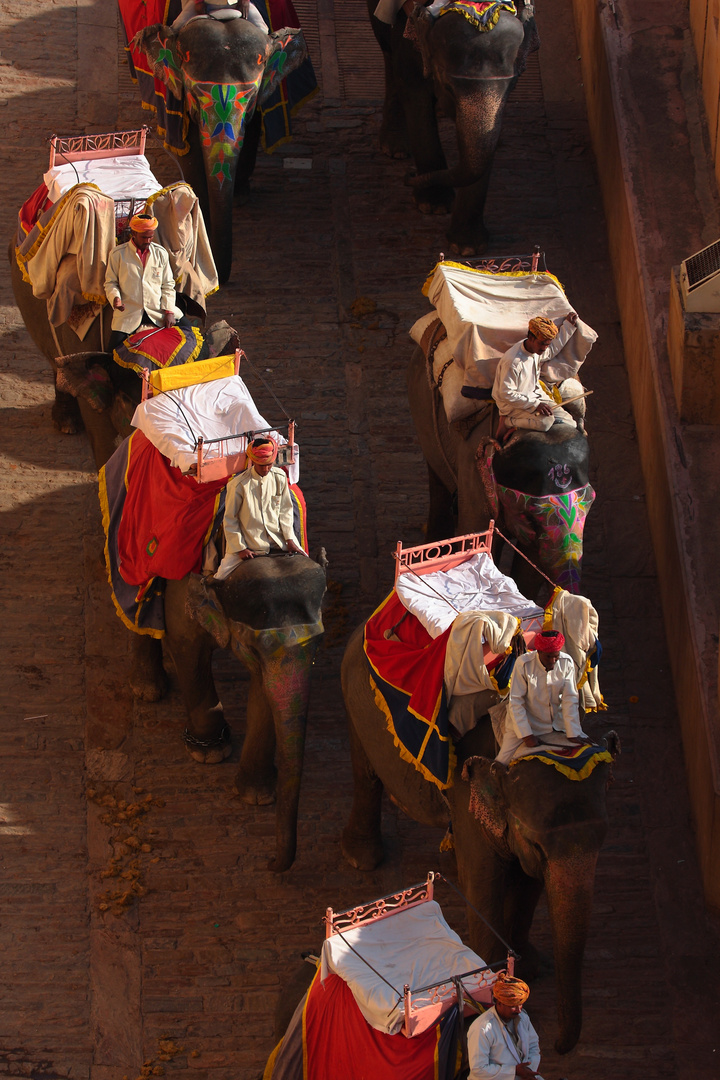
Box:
(199, 134), (242, 286)
(411, 79), (513, 190)
(544, 851), (599, 1054)
(262, 640), (317, 873)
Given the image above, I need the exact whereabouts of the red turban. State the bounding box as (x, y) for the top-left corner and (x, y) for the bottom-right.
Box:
(246, 436), (278, 465)
(533, 629), (565, 653)
(129, 213), (158, 233)
(528, 316), (558, 341)
(493, 973), (530, 1006)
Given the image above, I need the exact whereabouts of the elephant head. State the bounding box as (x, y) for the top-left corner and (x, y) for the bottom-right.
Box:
(133, 20), (308, 283)
(185, 553), (326, 872)
(481, 427), (596, 593)
(458, 734), (619, 1053)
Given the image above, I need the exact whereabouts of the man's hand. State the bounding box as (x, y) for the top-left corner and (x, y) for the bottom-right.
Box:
(286, 539), (303, 555)
(523, 735), (540, 748)
(240, 0), (249, 15)
(238, 549), (254, 560)
(564, 311), (578, 326)
(534, 402), (553, 417)
(162, 311), (176, 329)
(516, 1065), (539, 1080)
(113, 298), (125, 312)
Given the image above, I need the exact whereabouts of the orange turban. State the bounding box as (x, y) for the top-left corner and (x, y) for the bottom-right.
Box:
(493, 973), (530, 1006)
(533, 629), (565, 653)
(528, 316), (558, 341)
(246, 436), (278, 465)
(129, 213), (158, 233)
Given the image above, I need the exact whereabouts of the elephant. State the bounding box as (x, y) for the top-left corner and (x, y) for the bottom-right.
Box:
(151, 555), (327, 873)
(133, 17), (309, 283)
(408, 346), (595, 594)
(340, 622), (620, 1053)
(9, 239), (239, 465)
(368, 0), (539, 254)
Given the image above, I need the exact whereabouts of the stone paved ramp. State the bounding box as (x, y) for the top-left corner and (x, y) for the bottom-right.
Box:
(0, 2), (719, 1079)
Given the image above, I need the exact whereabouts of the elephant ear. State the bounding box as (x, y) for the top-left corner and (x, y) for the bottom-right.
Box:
(185, 574), (231, 648)
(55, 352), (114, 412)
(133, 25), (185, 101)
(259, 28), (307, 106)
(461, 755), (508, 840)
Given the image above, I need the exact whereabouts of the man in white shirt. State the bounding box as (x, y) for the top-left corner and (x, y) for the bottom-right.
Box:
(104, 213), (186, 353)
(492, 314), (579, 440)
(467, 973), (543, 1080)
(496, 629), (590, 765)
(212, 436), (303, 581)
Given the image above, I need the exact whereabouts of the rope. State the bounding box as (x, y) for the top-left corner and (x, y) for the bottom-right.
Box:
(492, 524), (557, 590)
(435, 873), (518, 957)
(233, 344), (290, 421)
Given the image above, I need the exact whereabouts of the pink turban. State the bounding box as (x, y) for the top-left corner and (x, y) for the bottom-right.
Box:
(533, 630), (566, 653)
(246, 436), (278, 465)
(129, 214), (158, 233)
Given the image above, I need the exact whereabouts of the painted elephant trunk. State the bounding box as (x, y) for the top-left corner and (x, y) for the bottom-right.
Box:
(262, 640), (317, 873)
(191, 79), (263, 285)
(544, 852), (599, 1053)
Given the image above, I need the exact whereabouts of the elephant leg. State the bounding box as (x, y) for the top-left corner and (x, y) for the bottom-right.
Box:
(503, 862), (544, 980)
(341, 713), (384, 871)
(426, 462), (456, 541)
(234, 667), (277, 805)
(234, 110), (261, 201)
(378, 48), (409, 158)
(163, 594), (230, 763)
(51, 374), (83, 436)
(130, 635), (168, 704)
(400, 80), (454, 216)
(451, 807), (509, 964)
(262, 643), (316, 873)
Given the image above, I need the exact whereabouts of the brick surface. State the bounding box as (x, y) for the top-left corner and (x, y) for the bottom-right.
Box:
(1, 2), (720, 1080)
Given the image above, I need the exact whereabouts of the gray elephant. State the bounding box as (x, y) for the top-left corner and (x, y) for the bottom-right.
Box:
(408, 346), (595, 593)
(340, 622), (619, 1053)
(368, 0), (538, 253)
(132, 18), (309, 283)
(155, 558), (327, 872)
(9, 240), (239, 463)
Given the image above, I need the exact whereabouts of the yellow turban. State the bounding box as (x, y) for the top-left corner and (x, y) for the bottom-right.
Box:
(246, 436), (278, 465)
(528, 316), (558, 341)
(129, 213), (158, 233)
(493, 973), (530, 1006)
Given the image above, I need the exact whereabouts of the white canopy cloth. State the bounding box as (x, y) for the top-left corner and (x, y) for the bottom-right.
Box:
(396, 551), (542, 639)
(131, 374), (299, 481)
(320, 900), (487, 1036)
(43, 154), (163, 204)
(422, 263), (598, 389)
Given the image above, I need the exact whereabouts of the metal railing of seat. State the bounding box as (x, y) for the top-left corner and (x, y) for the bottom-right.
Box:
(436, 244), (548, 275)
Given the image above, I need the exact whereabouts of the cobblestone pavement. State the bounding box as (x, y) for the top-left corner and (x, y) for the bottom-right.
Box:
(1, 3), (719, 1080)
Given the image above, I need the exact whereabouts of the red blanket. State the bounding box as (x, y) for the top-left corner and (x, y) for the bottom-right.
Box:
(117, 430), (226, 590)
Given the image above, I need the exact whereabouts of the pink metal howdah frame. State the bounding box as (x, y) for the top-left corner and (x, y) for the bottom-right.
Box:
(393, 525), (495, 585)
(323, 872), (514, 1038)
(47, 127), (149, 167)
(140, 348), (296, 483)
(436, 245), (546, 275)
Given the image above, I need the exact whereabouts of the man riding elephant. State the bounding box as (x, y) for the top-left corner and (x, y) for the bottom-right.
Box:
(104, 213), (192, 354)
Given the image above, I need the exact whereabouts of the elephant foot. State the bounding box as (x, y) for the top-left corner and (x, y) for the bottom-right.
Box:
(130, 638), (168, 702)
(51, 397), (83, 435)
(447, 233), (489, 258)
(379, 126), (409, 160)
(413, 185), (454, 217)
(341, 827), (383, 871)
(234, 768), (276, 806)
(183, 724), (232, 765)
